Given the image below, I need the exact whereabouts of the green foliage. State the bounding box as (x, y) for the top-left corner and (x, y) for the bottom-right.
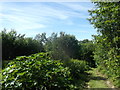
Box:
(2, 52), (91, 89)
(79, 39), (96, 67)
(65, 59), (90, 88)
(45, 32), (80, 61)
(35, 32), (47, 44)
(2, 53), (75, 90)
(2, 60), (10, 69)
(67, 59), (89, 77)
(1, 29), (44, 60)
(88, 2), (120, 87)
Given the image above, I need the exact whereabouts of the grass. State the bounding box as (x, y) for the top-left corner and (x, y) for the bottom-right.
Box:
(87, 68), (109, 88)
(88, 80), (108, 88)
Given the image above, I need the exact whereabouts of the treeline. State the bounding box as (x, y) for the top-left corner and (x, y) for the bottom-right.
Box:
(88, 2), (120, 87)
(1, 29), (95, 67)
(1, 29), (44, 60)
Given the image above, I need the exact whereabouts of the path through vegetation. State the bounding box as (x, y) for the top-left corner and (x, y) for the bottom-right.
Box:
(87, 68), (115, 88)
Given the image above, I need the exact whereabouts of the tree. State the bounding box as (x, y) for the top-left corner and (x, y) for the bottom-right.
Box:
(35, 33), (47, 44)
(44, 32), (58, 52)
(1, 29), (44, 60)
(45, 32), (80, 61)
(88, 2), (120, 87)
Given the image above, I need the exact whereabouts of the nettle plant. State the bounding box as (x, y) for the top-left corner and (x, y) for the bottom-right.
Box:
(2, 53), (75, 90)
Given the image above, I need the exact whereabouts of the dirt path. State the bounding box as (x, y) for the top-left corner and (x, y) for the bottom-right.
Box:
(87, 68), (115, 89)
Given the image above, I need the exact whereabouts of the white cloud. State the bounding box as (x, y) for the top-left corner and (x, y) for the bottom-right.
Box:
(0, 12), (46, 33)
(0, 2), (96, 39)
(18, 23), (46, 31)
(58, 2), (92, 12)
(1, 2), (90, 31)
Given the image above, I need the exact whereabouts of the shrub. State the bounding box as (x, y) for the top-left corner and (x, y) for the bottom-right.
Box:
(2, 53), (75, 90)
(67, 59), (89, 75)
(65, 59), (90, 88)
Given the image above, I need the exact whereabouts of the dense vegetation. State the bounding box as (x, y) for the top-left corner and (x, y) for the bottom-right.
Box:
(1, 30), (93, 89)
(1, 29), (44, 60)
(1, 1), (120, 89)
(2, 53), (89, 89)
(1, 30), (92, 89)
(36, 32), (80, 61)
(1, 30), (94, 65)
(88, 2), (120, 87)
(79, 39), (95, 67)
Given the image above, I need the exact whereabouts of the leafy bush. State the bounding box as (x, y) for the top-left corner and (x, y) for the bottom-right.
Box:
(67, 59), (89, 75)
(2, 53), (75, 90)
(79, 39), (95, 67)
(65, 59), (90, 88)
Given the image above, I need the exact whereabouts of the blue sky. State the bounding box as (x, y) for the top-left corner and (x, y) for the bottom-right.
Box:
(0, 2), (97, 40)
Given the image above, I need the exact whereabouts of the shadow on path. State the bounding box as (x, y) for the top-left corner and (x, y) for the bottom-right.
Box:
(91, 76), (107, 81)
(87, 68), (110, 88)
(87, 68), (117, 89)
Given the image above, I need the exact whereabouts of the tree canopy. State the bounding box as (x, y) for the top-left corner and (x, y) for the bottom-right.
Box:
(88, 2), (120, 87)
(1, 29), (44, 60)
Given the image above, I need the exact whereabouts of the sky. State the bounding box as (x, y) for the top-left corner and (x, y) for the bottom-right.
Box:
(0, 2), (97, 40)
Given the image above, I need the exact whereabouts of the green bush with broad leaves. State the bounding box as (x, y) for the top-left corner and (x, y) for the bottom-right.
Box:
(65, 59), (90, 88)
(88, 2), (120, 87)
(67, 59), (89, 76)
(2, 53), (76, 90)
